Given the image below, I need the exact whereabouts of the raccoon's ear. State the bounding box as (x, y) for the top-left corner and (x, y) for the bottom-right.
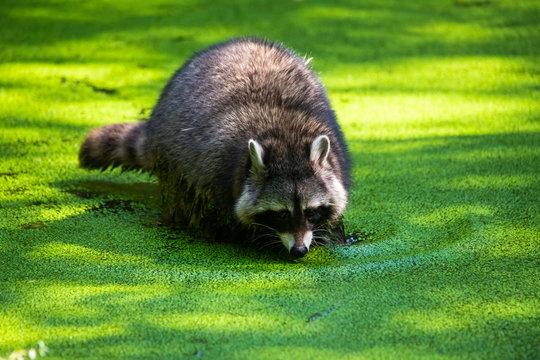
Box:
(310, 135), (330, 166)
(248, 139), (265, 175)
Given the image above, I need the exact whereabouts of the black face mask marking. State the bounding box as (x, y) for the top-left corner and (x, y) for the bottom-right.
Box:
(304, 205), (332, 226)
(253, 209), (292, 233)
(252, 204), (333, 234)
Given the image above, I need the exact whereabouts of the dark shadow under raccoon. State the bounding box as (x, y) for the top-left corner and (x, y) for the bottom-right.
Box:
(79, 37), (351, 258)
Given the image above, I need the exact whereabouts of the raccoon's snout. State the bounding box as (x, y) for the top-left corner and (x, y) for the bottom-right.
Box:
(290, 246), (308, 258)
(279, 231), (312, 258)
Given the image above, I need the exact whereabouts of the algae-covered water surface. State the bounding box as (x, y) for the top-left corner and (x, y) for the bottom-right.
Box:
(1, 0), (539, 359)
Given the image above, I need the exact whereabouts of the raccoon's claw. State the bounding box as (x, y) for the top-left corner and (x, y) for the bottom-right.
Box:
(290, 246), (308, 258)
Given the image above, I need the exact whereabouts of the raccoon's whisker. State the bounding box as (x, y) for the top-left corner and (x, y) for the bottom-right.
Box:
(313, 232), (330, 238)
(253, 234), (272, 241)
(311, 234), (332, 246)
(259, 237), (282, 244)
(312, 238), (331, 247)
(258, 237), (286, 251)
(312, 235), (330, 241)
(312, 232), (331, 239)
(313, 237), (331, 244)
(252, 222), (279, 233)
(253, 233), (280, 242)
(259, 240), (284, 250)
(313, 229), (333, 237)
(313, 227), (331, 233)
(252, 229), (281, 241)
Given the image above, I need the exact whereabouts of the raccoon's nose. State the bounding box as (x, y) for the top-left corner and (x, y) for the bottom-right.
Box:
(290, 246), (308, 258)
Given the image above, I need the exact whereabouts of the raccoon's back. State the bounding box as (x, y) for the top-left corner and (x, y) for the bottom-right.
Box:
(146, 38), (349, 206)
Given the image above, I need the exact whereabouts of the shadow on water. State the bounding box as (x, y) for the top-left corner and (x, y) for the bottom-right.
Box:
(1, 0), (538, 65)
(28, 128), (537, 276)
(64, 179), (161, 208)
(344, 130), (539, 255)
(45, 178), (300, 265)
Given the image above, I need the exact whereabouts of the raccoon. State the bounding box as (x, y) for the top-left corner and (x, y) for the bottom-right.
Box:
(79, 37), (350, 258)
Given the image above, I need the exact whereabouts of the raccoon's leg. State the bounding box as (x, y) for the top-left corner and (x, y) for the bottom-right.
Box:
(158, 168), (247, 242)
(79, 122), (153, 171)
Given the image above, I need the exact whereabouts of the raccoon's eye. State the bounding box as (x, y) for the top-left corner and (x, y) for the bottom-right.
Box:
(253, 209), (291, 233)
(304, 206), (332, 224)
(276, 210), (290, 219)
(304, 208), (320, 223)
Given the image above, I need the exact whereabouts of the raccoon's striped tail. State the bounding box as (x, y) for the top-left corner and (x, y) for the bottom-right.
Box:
(79, 122), (153, 171)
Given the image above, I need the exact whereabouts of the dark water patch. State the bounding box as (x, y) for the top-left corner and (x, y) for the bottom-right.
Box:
(63, 184), (147, 214)
(60, 77), (118, 95)
(22, 221), (47, 229)
(138, 107), (152, 116)
(87, 199), (136, 214)
(171, 35), (194, 42)
(453, 0), (492, 7)
(64, 188), (96, 199)
(6, 187), (28, 194)
(62, 181), (160, 207)
(307, 305), (335, 323)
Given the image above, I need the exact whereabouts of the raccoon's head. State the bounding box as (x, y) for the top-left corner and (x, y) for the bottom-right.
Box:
(235, 135), (347, 258)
